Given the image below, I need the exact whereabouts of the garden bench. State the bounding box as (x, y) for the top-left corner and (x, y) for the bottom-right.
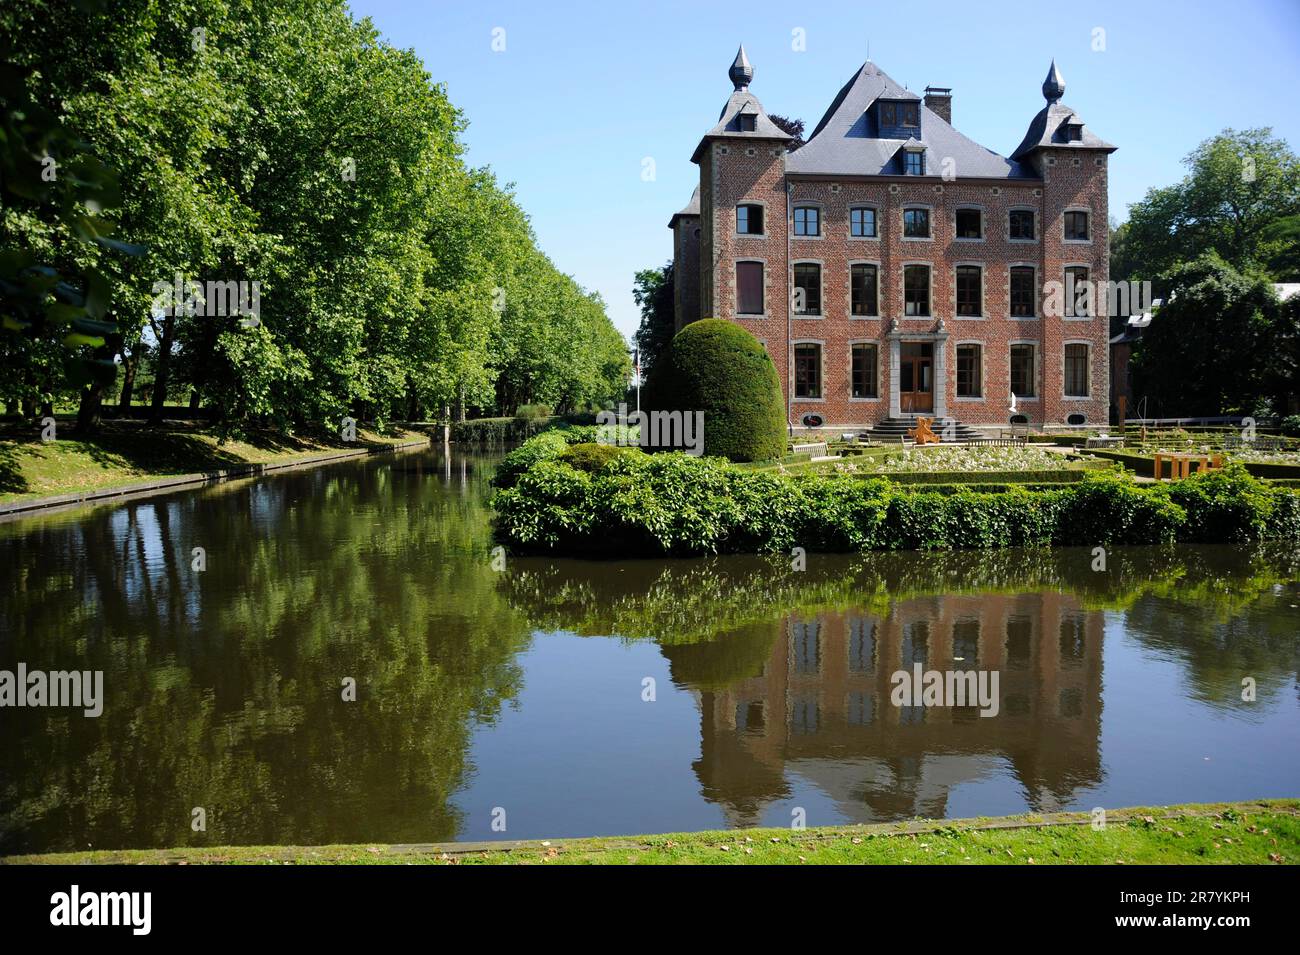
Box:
(1085, 436), (1124, 449)
(791, 442), (828, 458)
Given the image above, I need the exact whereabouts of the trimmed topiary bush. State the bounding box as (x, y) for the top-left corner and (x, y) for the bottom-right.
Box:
(643, 318), (786, 463)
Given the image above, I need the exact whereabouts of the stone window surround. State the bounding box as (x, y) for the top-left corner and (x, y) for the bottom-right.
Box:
(953, 204), (986, 242)
(792, 202), (824, 239)
(900, 261), (933, 318)
(952, 261), (986, 320)
(1008, 339), (1040, 402)
(791, 338), (826, 402)
(734, 257), (768, 319)
(846, 258), (881, 319)
(901, 203), (934, 241)
(848, 339), (882, 401)
(791, 258), (825, 318)
(1063, 339), (1092, 400)
(954, 339), (985, 401)
(735, 200), (768, 239)
(1006, 206), (1038, 243)
(1062, 206), (1093, 244)
(848, 204), (881, 240)
(1008, 262), (1039, 320)
(1062, 262), (1094, 321)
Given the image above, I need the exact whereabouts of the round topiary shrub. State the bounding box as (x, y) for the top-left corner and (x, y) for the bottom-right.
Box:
(643, 318), (786, 462)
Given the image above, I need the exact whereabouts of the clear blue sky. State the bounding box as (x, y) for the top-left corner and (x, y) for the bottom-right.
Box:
(351, 0), (1300, 339)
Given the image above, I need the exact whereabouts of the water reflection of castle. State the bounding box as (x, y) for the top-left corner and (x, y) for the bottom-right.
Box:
(668, 593), (1104, 827)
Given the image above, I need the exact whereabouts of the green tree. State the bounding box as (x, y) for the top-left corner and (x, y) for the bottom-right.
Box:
(633, 262), (674, 378)
(1131, 255), (1284, 416)
(1118, 129), (1300, 282)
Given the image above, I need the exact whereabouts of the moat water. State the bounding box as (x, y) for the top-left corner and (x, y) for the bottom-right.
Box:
(1, 447), (1297, 852)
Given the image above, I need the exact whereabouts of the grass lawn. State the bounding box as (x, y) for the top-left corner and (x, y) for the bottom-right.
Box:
(7, 801), (1295, 865)
(0, 422), (430, 504)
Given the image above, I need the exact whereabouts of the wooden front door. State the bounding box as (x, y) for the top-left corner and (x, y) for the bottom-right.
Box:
(899, 342), (934, 413)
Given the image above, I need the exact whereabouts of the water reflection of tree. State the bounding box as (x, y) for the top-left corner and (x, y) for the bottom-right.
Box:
(0, 451), (531, 854)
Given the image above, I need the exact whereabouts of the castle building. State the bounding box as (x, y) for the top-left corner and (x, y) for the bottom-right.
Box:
(669, 49), (1116, 430)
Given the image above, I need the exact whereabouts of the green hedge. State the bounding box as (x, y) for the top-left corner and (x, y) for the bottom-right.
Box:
(450, 412), (600, 445)
(868, 467), (1097, 485)
(491, 434), (1300, 556)
(1085, 447), (1300, 480)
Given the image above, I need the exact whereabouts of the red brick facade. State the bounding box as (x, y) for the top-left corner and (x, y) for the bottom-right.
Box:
(674, 55), (1115, 431)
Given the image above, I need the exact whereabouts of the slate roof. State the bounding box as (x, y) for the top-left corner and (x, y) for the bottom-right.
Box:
(787, 61), (1033, 179)
(691, 89), (793, 162)
(667, 186), (700, 228)
(1011, 101), (1116, 160)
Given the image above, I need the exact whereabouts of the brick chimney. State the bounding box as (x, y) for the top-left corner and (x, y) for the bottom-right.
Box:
(924, 86), (952, 124)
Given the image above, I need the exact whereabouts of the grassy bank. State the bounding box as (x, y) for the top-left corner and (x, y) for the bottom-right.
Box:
(0, 422), (430, 504)
(6, 801), (1295, 865)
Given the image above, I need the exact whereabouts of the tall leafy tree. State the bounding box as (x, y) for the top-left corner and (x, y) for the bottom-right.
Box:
(1117, 129), (1300, 282)
(632, 262), (674, 377)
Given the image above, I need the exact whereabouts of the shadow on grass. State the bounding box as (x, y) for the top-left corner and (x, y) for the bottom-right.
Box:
(82, 431), (249, 474)
(0, 441), (28, 494)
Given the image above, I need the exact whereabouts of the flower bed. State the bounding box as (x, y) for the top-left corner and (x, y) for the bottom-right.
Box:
(852, 445), (1078, 473)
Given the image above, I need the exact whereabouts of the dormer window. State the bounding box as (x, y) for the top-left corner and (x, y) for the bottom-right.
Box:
(904, 151), (925, 175)
(738, 114), (757, 132)
(879, 101), (919, 128)
(1065, 123), (1083, 142)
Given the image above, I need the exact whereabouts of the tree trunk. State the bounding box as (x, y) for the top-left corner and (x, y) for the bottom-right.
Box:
(75, 384), (103, 435)
(149, 314), (175, 423)
(118, 350), (137, 412)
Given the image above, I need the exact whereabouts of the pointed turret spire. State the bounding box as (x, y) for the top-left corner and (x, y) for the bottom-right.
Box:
(729, 45), (754, 91)
(1042, 59), (1065, 104)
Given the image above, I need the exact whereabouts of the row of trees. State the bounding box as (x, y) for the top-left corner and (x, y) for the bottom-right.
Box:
(1110, 128), (1300, 418)
(1, 0), (630, 432)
